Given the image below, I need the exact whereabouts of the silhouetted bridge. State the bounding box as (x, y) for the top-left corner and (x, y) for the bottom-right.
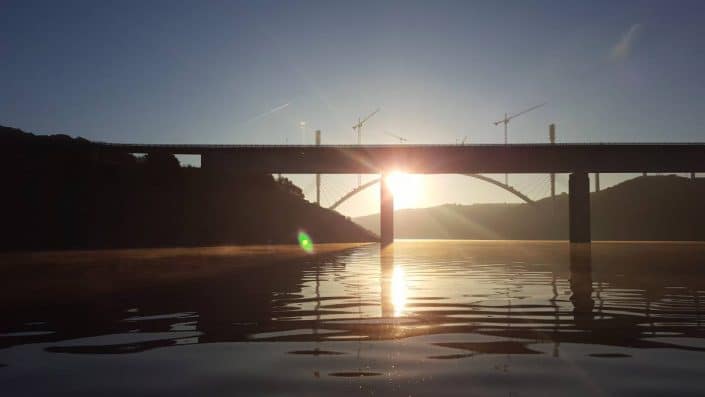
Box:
(94, 143), (705, 244)
(328, 174), (535, 210)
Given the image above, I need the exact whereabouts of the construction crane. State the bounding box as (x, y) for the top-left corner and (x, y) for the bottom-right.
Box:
(494, 102), (547, 144)
(384, 130), (408, 143)
(353, 108), (380, 145)
(494, 102), (547, 185)
(352, 108), (380, 186)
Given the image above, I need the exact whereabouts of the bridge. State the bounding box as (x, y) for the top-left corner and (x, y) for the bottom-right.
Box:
(93, 142), (705, 244)
(328, 174), (535, 211)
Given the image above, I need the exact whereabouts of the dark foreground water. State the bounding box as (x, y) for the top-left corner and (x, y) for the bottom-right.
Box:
(2, 241), (705, 396)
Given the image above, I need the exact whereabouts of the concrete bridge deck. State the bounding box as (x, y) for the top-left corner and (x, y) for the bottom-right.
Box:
(92, 143), (705, 174)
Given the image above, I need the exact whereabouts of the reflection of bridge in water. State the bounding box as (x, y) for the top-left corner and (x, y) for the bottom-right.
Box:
(4, 242), (705, 358)
(355, 243), (705, 353)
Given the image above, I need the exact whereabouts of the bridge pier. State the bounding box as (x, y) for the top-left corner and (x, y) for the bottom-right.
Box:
(569, 172), (591, 243)
(594, 172), (600, 192)
(315, 130), (321, 205)
(380, 173), (394, 245)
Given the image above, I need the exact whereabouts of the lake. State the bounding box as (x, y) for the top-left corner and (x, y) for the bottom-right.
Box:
(2, 240), (705, 396)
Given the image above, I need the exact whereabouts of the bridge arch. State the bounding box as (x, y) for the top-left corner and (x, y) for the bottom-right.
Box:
(328, 174), (535, 210)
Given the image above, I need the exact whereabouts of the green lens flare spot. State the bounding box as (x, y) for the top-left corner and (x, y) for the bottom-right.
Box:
(298, 231), (314, 253)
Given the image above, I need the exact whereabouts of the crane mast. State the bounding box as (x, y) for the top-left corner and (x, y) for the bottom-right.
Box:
(494, 102), (546, 185)
(352, 108), (380, 186)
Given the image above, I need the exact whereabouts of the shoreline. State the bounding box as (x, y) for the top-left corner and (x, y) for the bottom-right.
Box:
(0, 242), (375, 266)
(0, 242), (376, 309)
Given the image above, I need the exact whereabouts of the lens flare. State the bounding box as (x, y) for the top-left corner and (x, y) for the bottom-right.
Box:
(297, 231), (314, 253)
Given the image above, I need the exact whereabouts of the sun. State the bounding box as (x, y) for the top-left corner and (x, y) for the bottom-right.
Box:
(385, 172), (424, 209)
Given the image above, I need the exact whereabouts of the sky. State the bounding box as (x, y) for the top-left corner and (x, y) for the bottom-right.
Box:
(2, 1), (705, 217)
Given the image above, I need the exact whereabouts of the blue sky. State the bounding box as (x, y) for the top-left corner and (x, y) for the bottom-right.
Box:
(2, 1), (705, 216)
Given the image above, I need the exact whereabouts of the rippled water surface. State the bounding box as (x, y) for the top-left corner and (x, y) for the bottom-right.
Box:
(2, 241), (705, 396)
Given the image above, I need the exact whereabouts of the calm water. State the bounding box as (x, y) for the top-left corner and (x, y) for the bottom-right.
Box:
(2, 241), (705, 396)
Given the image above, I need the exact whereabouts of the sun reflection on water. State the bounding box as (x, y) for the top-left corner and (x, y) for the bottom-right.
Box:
(391, 265), (407, 317)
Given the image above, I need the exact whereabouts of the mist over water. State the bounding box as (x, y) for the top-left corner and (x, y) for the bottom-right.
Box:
(2, 241), (705, 396)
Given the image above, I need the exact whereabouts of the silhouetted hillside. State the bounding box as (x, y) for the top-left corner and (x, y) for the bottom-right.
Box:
(0, 126), (377, 251)
(355, 175), (705, 241)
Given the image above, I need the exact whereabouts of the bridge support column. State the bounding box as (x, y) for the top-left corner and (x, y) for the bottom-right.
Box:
(595, 172), (600, 192)
(315, 130), (321, 205)
(380, 173), (394, 245)
(549, 124), (556, 201)
(569, 172), (591, 243)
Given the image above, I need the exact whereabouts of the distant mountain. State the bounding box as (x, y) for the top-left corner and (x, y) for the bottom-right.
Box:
(354, 175), (705, 241)
(0, 125), (377, 251)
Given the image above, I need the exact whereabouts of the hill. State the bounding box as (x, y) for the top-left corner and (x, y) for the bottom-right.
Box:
(0, 126), (377, 251)
(354, 175), (705, 241)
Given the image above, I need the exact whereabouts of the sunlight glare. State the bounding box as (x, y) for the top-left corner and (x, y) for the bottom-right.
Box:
(386, 172), (424, 209)
(391, 265), (407, 317)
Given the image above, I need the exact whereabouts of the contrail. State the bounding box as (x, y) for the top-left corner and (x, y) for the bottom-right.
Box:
(611, 24), (642, 61)
(245, 102), (290, 124)
(268, 102), (290, 113)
